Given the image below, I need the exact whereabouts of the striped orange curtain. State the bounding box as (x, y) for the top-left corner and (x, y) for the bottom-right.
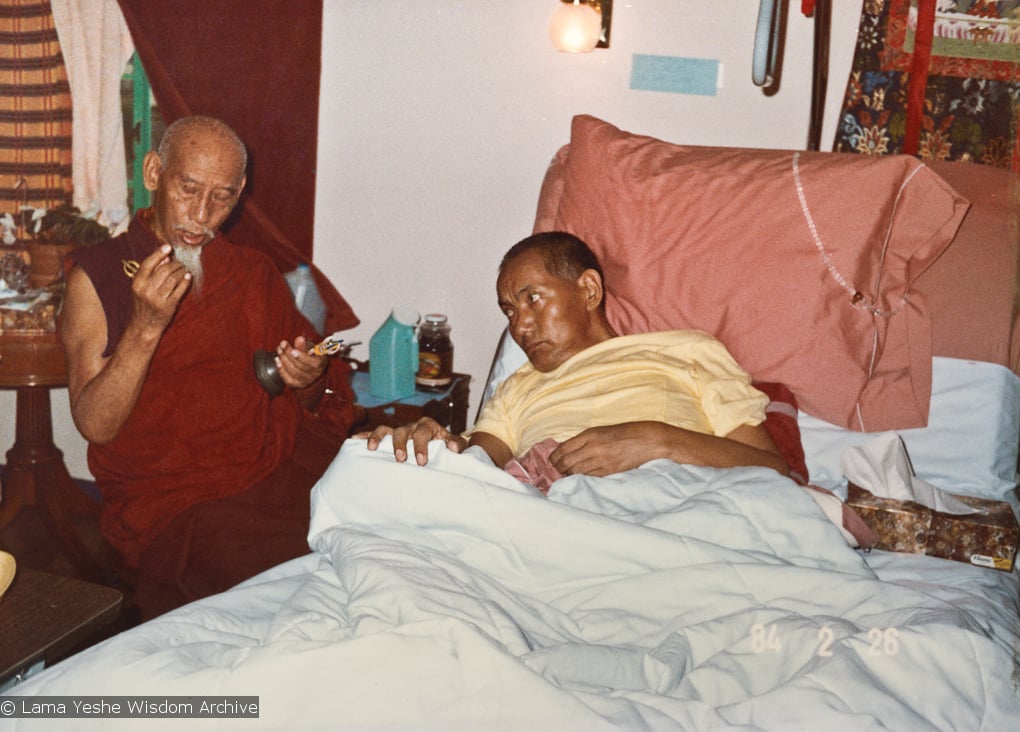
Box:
(0, 0), (73, 237)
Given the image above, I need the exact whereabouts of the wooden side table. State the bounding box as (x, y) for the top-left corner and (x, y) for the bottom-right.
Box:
(0, 332), (120, 585)
(350, 369), (471, 434)
(0, 567), (123, 686)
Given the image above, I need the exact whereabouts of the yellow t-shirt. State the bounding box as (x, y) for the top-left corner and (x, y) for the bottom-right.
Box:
(471, 330), (767, 458)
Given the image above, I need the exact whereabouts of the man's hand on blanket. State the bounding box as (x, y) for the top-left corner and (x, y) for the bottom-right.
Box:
(549, 421), (789, 478)
(549, 422), (679, 477)
(360, 417), (468, 465)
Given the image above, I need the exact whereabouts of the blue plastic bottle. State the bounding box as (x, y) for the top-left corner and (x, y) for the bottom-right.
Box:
(369, 307), (419, 400)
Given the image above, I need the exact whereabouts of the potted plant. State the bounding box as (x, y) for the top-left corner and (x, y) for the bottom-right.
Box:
(22, 203), (111, 288)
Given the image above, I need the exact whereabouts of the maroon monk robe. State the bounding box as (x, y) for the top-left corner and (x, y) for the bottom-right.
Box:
(69, 212), (356, 617)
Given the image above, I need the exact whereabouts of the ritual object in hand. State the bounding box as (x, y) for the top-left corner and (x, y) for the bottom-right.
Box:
(253, 332), (346, 397)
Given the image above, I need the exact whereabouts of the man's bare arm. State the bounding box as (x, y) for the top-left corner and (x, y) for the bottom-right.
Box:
(549, 421), (789, 478)
(466, 430), (513, 469)
(61, 245), (191, 444)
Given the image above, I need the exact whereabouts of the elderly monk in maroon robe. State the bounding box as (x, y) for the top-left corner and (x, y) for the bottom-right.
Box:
(60, 116), (357, 620)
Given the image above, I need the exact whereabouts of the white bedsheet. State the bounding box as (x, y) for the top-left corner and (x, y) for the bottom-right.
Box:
(5, 439), (1019, 731)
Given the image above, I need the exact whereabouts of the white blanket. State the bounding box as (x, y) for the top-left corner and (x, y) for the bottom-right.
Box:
(6, 440), (1019, 731)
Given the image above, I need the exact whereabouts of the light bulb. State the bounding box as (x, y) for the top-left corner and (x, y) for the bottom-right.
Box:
(549, 1), (602, 53)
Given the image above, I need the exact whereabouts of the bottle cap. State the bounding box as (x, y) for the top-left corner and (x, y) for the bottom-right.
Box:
(392, 306), (420, 326)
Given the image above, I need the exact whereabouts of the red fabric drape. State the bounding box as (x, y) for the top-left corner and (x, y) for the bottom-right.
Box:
(902, 0), (936, 156)
(114, 0), (358, 333)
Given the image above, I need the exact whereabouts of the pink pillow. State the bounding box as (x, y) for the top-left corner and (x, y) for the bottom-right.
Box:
(920, 160), (1019, 371)
(548, 116), (969, 431)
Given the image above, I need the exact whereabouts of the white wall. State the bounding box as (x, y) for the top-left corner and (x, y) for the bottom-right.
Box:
(313, 0), (864, 422)
(3, 0), (864, 479)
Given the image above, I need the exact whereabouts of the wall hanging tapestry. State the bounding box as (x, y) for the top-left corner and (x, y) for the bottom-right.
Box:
(834, 0), (1019, 172)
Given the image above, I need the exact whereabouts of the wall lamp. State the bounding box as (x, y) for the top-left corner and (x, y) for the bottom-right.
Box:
(549, 0), (612, 53)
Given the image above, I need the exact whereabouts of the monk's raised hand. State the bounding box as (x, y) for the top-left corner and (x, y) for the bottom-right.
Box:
(130, 244), (191, 333)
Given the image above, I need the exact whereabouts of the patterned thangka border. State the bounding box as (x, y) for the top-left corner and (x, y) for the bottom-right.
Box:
(883, 0), (1020, 80)
(835, 0), (1018, 169)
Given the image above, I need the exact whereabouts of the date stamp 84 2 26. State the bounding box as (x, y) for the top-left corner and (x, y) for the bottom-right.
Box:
(749, 623), (901, 658)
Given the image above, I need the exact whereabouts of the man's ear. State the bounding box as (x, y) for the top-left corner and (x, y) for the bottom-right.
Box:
(141, 151), (162, 192)
(578, 268), (605, 312)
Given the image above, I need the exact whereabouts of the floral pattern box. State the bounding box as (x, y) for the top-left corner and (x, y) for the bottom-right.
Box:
(847, 482), (1019, 572)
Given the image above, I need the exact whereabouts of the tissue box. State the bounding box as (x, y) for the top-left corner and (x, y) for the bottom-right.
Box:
(847, 483), (1019, 571)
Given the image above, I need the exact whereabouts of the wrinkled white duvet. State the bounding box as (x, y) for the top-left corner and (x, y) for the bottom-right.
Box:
(6, 439), (1019, 731)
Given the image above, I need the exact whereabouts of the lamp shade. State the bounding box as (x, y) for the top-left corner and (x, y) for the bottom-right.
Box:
(549, 1), (602, 53)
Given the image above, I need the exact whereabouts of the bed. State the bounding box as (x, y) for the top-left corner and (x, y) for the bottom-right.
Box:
(3, 116), (1019, 731)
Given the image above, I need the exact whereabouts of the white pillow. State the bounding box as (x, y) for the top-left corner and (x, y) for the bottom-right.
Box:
(480, 329), (527, 406)
(799, 357), (1020, 500)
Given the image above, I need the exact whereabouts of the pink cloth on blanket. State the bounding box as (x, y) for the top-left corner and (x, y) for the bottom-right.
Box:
(504, 438), (563, 494)
(804, 484), (879, 549)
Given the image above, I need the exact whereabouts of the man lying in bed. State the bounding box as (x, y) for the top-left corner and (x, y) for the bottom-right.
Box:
(365, 231), (787, 481)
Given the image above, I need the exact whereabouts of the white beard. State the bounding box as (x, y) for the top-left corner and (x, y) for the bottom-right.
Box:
(173, 245), (204, 293)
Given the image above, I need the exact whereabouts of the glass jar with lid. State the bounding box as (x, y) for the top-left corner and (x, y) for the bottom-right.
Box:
(416, 313), (454, 389)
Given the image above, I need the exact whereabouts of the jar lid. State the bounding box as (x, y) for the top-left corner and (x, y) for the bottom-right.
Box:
(423, 313), (448, 324)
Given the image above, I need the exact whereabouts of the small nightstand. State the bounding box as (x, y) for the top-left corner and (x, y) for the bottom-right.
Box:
(0, 569), (123, 689)
(349, 370), (471, 434)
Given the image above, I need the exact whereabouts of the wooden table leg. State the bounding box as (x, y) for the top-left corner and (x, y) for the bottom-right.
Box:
(1, 386), (121, 586)
(1, 387), (60, 526)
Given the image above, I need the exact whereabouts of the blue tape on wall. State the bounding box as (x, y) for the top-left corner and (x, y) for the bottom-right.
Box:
(630, 54), (720, 96)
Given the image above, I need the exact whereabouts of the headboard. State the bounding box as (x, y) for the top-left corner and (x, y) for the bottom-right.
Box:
(533, 116), (1019, 433)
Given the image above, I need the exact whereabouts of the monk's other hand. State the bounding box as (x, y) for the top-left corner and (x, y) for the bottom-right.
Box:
(275, 336), (327, 390)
